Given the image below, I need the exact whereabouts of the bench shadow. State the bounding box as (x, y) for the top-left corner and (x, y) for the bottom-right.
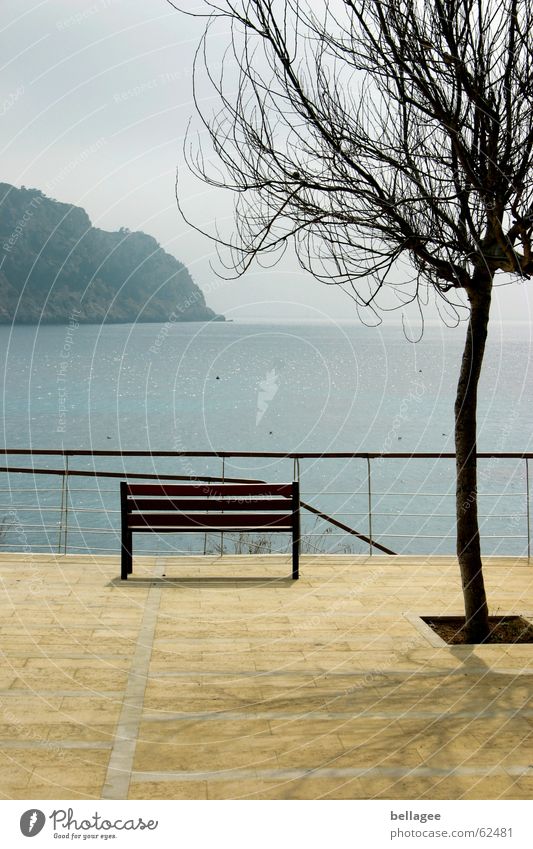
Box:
(109, 575), (296, 588)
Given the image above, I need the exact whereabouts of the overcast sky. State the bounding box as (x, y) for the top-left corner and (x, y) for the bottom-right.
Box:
(1, 0), (532, 325)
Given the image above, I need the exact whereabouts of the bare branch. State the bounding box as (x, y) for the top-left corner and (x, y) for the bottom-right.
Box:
(170, 0), (533, 304)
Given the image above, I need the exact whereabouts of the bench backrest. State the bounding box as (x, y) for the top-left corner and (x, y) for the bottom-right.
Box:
(121, 481), (299, 531)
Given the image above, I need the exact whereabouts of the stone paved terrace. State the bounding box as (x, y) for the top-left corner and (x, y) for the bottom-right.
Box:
(0, 552), (532, 800)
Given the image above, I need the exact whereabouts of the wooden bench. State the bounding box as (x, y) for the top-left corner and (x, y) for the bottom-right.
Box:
(120, 481), (300, 580)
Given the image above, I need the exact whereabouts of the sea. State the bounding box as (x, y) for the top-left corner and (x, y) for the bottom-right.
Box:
(0, 319), (531, 558)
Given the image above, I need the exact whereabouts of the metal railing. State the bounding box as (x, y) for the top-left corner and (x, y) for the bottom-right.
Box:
(0, 449), (530, 558)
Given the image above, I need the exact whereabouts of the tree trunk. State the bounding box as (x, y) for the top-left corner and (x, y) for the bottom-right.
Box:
(455, 270), (492, 642)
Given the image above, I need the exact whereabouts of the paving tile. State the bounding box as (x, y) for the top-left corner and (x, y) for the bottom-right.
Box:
(0, 748), (110, 769)
(0, 763), (33, 785)
(129, 780), (208, 799)
(137, 719), (272, 743)
(28, 765), (108, 787)
(46, 723), (117, 742)
(350, 774), (523, 800)
(0, 723), (53, 742)
(132, 740), (280, 772)
(4, 785), (103, 800)
(205, 778), (363, 800)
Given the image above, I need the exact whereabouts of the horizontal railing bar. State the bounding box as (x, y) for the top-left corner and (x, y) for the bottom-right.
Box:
(0, 488), (60, 493)
(67, 490), (117, 495)
(300, 533), (380, 539)
(371, 492), (525, 498)
(67, 527), (288, 534)
(30, 486), (497, 497)
(50, 508), (524, 519)
(64, 545), (201, 553)
(7, 531), (526, 541)
(58, 508), (120, 514)
(0, 507), (62, 512)
(376, 533), (528, 539)
(0, 507), (120, 514)
(0, 467), (258, 483)
(0, 470), (525, 500)
(0, 529), (60, 535)
(308, 512), (526, 519)
(53, 528), (119, 534)
(53, 490), (531, 500)
(0, 507), (526, 538)
(56, 545), (129, 552)
(1, 449), (532, 460)
(57, 531), (342, 538)
(2, 524), (61, 530)
(303, 491), (525, 497)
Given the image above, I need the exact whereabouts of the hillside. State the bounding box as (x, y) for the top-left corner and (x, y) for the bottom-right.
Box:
(0, 183), (223, 324)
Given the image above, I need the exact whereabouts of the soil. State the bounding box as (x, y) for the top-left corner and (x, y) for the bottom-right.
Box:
(423, 615), (533, 645)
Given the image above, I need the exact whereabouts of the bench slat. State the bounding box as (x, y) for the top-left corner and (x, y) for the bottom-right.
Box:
(126, 483), (293, 497)
(127, 498), (292, 513)
(127, 513), (293, 529)
(131, 526), (292, 533)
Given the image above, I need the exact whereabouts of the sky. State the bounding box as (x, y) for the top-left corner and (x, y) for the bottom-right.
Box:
(1, 0), (532, 325)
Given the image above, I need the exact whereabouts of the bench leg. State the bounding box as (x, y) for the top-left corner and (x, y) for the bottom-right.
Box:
(121, 531), (132, 580)
(292, 482), (300, 580)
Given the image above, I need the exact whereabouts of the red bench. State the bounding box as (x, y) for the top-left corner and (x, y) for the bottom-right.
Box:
(120, 481), (300, 580)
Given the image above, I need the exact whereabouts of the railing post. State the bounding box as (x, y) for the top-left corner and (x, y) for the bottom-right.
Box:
(57, 456), (68, 554)
(220, 455), (225, 555)
(63, 455), (69, 554)
(293, 457), (301, 552)
(526, 458), (531, 561)
(57, 474), (65, 554)
(57, 455), (69, 554)
(366, 455), (373, 556)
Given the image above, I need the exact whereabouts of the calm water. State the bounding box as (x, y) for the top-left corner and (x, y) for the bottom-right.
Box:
(0, 320), (531, 556)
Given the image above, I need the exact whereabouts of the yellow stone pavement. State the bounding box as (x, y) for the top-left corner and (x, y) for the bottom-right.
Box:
(0, 552), (532, 800)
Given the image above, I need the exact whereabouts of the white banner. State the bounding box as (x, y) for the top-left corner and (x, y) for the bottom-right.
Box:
(2, 799), (532, 848)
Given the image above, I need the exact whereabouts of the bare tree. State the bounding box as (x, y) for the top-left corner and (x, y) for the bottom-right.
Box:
(170, 0), (533, 641)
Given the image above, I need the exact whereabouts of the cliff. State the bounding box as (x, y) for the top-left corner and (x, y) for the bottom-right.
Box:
(0, 183), (223, 324)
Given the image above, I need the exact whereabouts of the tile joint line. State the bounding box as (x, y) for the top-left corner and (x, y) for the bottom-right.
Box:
(101, 559), (164, 800)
